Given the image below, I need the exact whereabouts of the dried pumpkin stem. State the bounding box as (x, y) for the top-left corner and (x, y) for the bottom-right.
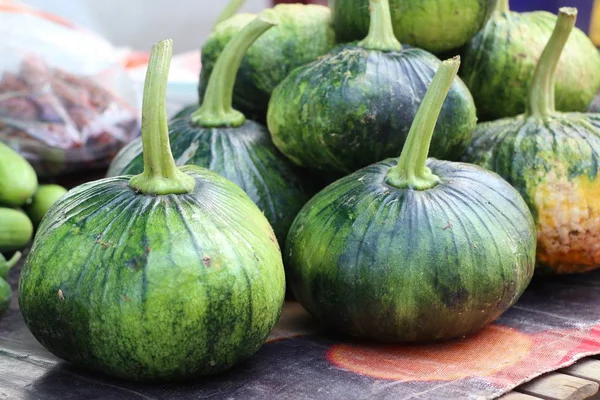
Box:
(5, 252), (21, 270)
(385, 57), (460, 190)
(358, 0), (402, 52)
(215, 0), (246, 26)
(527, 8), (577, 117)
(496, 0), (510, 13)
(191, 12), (278, 128)
(130, 39), (195, 195)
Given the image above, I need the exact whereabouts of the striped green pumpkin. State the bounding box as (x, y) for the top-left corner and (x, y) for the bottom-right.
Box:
(267, 0), (476, 175)
(459, 0), (600, 121)
(286, 58), (536, 343)
(18, 37), (285, 381)
(199, 4), (335, 123)
(19, 168), (284, 380)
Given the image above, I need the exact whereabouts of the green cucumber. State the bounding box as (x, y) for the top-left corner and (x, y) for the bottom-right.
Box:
(0, 143), (38, 207)
(0, 208), (33, 252)
(24, 185), (68, 227)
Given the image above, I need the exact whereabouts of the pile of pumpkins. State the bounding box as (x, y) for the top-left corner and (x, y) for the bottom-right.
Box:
(12, 0), (600, 382)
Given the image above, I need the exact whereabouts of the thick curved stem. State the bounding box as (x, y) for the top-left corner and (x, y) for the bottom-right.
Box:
(130, 40), (195, 195)
(358, 0), (402, 52)
(496, 0), (510, 13)
(527, 8), (576, 117)
(191, 12), (278, 128)
(385, 57), (460, 190)
(215, 0), (246, 26)
(5, 252), (21, 270)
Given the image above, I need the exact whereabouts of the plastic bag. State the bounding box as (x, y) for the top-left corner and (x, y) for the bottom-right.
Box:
(0, 0), (139, 176)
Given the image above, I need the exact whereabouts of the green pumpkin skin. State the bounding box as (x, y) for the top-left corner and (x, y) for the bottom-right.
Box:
(286, 158), (536, 342)
(267, 45), (477, 174)
(199, 5), (335, 123)
(107, 120), (309, 245)
(460, 11), (600, 121)
(465, 113), (600, 274)
(19, 166), (285, 381)
(331, 0), (497, 54)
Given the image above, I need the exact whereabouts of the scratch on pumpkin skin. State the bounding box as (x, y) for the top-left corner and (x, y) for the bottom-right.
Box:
(95, 235), (112, 249)
(534, 171), (600, 273)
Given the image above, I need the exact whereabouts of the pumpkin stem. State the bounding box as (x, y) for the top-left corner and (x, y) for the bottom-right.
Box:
(215, 0), (246, 26)
(190, 12), (278, 127)
(129, 39), (196, 195)
(527, 8), (576, 118)
(496, 0), (510, 13)
(5, 252), (21, 271)
(358, 0), (402, 52)
(385, 57), (460, 190)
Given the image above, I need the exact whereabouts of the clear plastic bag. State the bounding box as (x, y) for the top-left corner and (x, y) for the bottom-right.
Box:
(0, 0), (140, 176)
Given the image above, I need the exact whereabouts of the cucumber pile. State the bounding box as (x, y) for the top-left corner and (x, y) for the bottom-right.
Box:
(0, 143), (66, 317)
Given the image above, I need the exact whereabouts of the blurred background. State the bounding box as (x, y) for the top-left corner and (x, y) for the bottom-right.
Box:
(21, 0), (597, 53)
(21, 0), (272, 53)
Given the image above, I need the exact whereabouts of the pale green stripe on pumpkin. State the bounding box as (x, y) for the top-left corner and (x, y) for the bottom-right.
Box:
(385, 57), (461, 190)
(191, 12), (279, 128)
(129, 39), (196, 195)
(527, 7), (577, 118)
(358, 0), (402, 52)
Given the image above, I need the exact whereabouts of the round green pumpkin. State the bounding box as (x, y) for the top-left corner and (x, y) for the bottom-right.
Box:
(466, 114), (600, 274)
(459, 0), (600, 121)
(198, 4), (335, 123)
(330, 0), (497, 54)
(268, 0), (476, 175)
(464, 8), (600, 274)
(286, 57), (536, 343)
(18, 39), (285, 381)
(109, 12), (310, 246)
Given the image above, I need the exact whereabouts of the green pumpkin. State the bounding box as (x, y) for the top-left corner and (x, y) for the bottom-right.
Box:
(286, 57), (536, 343)
(19, 38), (285, 381)
(108, 13), (310, 246)
(330, 0), (497, 54)
(198, 4), (335, 123)
(267, 0), (476, 176)
(464, 8), (600, 274)
(459, 0), (600, 121)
